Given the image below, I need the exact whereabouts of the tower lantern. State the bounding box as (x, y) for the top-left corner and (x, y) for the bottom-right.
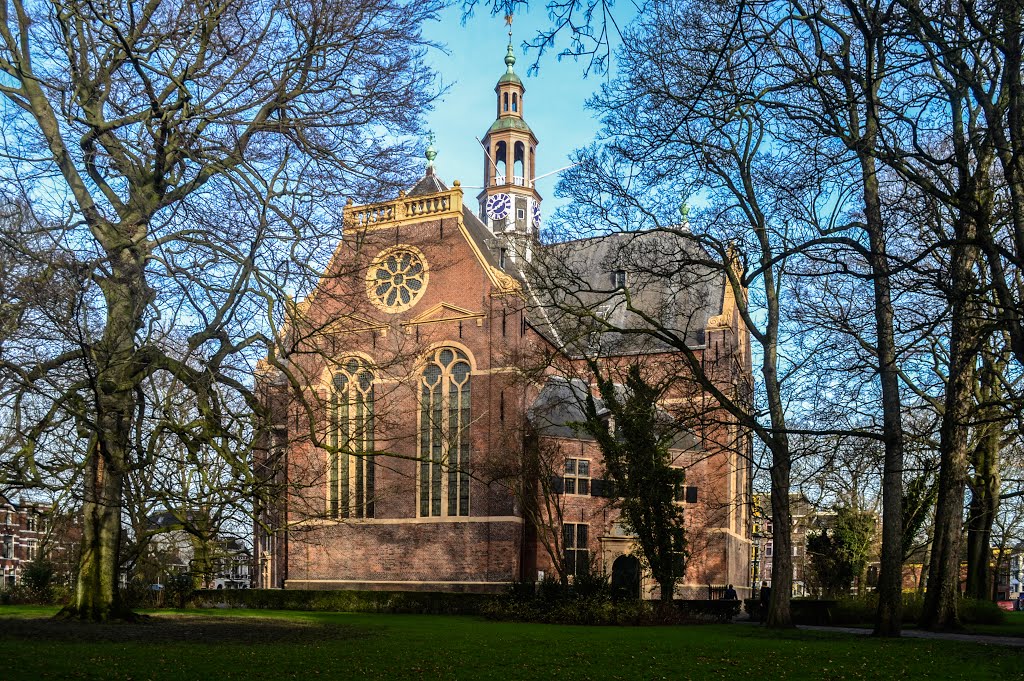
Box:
(478, 29), (542, 259)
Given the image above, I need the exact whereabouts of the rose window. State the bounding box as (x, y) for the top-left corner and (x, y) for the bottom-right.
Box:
(367, 246), (428, 312)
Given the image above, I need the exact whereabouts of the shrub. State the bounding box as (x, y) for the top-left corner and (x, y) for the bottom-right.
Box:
(21, 559), (54, 602)
(166, 573), (195, 609)
(959, 597), (1005, 625)
(483, 579), (736, 625)
(536, 574), (568, 603)
(188, 588), (492, 615)
(831, 592), (1005, 626)
(675, 599), (742, 622)
(831, 594), (877, 625)
(789, 599), (836, 625)
(48, 583), (73, 606)
(0, 584), (31, 605)
(572, 569), (611, 600)
(504, 579), (537, 602)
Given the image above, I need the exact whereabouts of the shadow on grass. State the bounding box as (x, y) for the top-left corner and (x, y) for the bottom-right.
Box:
(0, 613), (370, 645)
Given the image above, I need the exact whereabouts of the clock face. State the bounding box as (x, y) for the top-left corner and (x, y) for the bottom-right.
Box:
(485, 193), (512, 221)
(531, 202), (542, 230)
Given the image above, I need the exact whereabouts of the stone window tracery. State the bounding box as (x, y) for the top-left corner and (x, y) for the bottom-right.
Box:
(367, 246), (428, 312)
(328, 358), (375, 518)
(418, 347), (471, 517)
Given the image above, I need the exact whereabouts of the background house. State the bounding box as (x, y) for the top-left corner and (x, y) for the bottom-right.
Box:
(0, 496), (80, 587)
(146, 509), (252, 589)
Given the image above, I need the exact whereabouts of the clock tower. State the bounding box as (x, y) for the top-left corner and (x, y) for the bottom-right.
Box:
(478, 40), (541, 262)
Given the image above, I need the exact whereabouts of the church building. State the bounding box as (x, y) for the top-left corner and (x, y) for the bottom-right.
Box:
(254, 40), (753, 598)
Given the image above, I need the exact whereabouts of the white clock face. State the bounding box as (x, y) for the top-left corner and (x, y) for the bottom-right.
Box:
(485, 193), (512, 221)
(531, 202), (542, 230)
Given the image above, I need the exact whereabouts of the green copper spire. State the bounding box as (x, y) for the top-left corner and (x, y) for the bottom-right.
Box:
(497, 16), (523, 87)
(425, 132), (437, 169)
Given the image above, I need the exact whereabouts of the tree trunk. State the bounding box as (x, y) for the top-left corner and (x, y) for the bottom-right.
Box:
(917, 534), (931, 594)
(965, 408), (1001, 600)
(990, 1), (1024, 367)
(861, 150), (904, 638)
(660, 578), (675, 603)
(843, 10), (905, 636)
(765, 454), (793, 628)
(921, 229), (979, 630)
(70, 439), (127, 620)
(61, 234), (150, 620)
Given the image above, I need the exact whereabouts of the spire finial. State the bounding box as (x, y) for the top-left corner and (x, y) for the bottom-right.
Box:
(679, 195), (690, 222)
(504, 14), (516, 73)
(425, 131), (437, 171)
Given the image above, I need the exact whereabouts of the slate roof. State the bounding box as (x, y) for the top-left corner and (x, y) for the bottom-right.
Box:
(407, 170), (448, 197)
(405, 172), (726, 357)
(407, 171), (506, 271)
(526, 231), (725, 355)
(527, 376), (602, 440)
(526, 375), (702, 450)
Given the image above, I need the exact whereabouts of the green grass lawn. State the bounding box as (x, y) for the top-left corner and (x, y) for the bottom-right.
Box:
(967, 611), (1024, 637)
(0, 605), (1020, 681)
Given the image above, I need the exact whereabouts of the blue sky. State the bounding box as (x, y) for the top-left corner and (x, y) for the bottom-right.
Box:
(421, 7), (609, 214)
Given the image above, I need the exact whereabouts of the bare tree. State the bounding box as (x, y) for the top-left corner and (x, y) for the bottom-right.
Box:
(0, 0), (443, 620)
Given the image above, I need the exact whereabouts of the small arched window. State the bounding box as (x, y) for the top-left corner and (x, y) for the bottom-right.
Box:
(514, 142), (525, 183)
(495, 141), (508, 185)
(328, 358), (375, 518)
(503, 92), (509, 112)
(419, 347), (472, 517)
(512, 92), (518, 112)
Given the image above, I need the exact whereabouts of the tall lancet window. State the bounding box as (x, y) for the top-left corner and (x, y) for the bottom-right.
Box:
(328, 358), (375, 519)
(419, 347), (472, 517)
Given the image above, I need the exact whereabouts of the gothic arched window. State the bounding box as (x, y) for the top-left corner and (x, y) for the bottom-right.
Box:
(419, 347), (472, 517)
(328, 358), (375, 518)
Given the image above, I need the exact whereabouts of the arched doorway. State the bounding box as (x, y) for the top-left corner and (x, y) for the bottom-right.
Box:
(611, 554), (641, 600)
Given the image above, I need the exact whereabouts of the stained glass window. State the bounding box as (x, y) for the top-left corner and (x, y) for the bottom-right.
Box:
(419, 347), (472, 517)
(328, 359), (375, 518)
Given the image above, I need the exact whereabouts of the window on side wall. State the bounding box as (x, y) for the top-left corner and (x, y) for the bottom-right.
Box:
(328, 358), (376, 519)
(563, 523), (589, 576)
(563, 458), (590, 495)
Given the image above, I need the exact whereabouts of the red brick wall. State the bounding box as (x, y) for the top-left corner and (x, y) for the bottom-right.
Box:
(257, 192), (753, 594)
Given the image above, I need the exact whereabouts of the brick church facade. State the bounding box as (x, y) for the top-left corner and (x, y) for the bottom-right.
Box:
(255, 42), (753, 598)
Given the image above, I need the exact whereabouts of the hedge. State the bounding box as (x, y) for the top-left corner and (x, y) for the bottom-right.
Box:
(483, 594), (741, 626)
(744, 593), (1005, 626)
(189, 588), (492, 615)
